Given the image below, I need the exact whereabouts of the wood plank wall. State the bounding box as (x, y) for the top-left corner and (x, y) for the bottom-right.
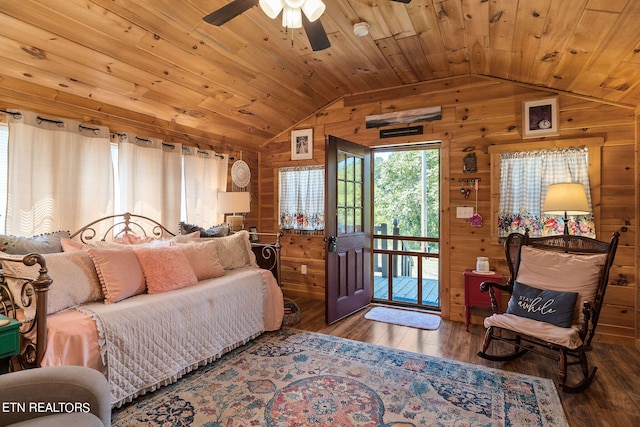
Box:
(2, 74), (637, 347)
(259, 75), (638, 346)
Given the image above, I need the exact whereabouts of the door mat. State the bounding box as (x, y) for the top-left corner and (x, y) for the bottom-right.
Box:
(364, 306), (441, 330)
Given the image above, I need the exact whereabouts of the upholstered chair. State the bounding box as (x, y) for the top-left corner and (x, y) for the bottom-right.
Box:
(0, 366), (111, 427)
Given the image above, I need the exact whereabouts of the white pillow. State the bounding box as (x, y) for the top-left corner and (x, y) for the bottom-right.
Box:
(515, 246), (607, 324)
(198, 230), (257, 270)
(4, 250), (103, 322)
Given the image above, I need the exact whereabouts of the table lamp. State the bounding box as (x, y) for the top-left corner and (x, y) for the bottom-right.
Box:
(218, 191), (250, 232)
(543, 182), (590, 235)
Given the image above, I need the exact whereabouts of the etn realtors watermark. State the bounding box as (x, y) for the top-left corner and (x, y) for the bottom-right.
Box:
(2, 401), (91, 414)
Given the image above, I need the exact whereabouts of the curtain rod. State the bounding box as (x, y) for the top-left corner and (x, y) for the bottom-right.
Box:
(37, 116), (65, 127)
(78, 124), (101, 135)
(0, 109), (23, 119)
(198, 150), (226, 159)
(184, 146), (227, 159)
(1, 114), (231, 160)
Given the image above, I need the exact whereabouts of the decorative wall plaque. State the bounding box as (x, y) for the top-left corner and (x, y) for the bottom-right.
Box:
(463, 152), (477, 173)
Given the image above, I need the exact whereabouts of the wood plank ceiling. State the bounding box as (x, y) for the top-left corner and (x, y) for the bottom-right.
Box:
(1, 0), (640, 150)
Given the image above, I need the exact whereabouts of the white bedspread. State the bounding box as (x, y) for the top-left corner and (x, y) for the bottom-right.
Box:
(77, 268), (268, 407)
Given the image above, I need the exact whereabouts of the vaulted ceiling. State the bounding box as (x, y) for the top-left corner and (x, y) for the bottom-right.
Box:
(1, 0), (640, 150)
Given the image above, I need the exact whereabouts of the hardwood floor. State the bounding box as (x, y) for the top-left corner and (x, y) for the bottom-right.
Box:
(290, 298), (640, 427)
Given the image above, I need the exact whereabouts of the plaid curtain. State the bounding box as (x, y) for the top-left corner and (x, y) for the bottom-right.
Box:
(279, 166), (324, 231)
(499, 148), (595, 238)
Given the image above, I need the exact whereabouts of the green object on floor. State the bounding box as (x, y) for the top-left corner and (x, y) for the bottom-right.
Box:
(0, 314), (21, 374)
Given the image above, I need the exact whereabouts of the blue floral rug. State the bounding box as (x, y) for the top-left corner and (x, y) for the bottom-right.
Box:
(112, 329), (568, 426)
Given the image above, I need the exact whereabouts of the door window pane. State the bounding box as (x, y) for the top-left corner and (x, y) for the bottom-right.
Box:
(354, 156), (362, 181)
(338, 152), (347, 180)
(337, 150), (364, 236)
(338, 207), (346, 234)
(354, 207), (362, 232)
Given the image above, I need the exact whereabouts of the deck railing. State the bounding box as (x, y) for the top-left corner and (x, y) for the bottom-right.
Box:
(372, 222), (440, 308)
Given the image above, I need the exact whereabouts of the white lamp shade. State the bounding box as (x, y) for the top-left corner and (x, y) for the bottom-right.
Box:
(543, 183), (590, 215)
(259, 0), (284, 19)
(282, 5), (302, 28)
(301, 0), (325, 22)
(217, 191), (251, 214)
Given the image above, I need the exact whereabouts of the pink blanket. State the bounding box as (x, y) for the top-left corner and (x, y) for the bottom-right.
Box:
(41, 269), (283, 371)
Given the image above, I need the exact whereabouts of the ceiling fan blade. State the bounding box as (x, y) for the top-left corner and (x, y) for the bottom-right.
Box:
(203, 0), (258, 26)
(302, 15), (331, 51)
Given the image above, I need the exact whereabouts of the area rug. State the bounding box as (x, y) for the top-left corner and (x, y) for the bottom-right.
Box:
(111, 329), (568, 427)
(364, 306), (442, 330)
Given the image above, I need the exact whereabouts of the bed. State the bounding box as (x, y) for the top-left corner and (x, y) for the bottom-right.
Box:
(0, 213), (284, 407)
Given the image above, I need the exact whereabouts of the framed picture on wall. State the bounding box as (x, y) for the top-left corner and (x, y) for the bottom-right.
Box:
(249, 226), (259, 242)
(291, 128), (313, 160)
(522, 97), (559, 138)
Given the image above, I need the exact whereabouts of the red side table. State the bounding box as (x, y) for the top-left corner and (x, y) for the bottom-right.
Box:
(463, 269), (502, 331)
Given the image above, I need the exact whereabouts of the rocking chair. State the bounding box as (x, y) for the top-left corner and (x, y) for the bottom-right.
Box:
(477, 230), (619, 393)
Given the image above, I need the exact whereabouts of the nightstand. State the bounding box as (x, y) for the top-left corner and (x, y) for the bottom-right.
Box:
(251, 242), (280, 285)
(463, 270), (502, 332)
(0, 314), (21, 373)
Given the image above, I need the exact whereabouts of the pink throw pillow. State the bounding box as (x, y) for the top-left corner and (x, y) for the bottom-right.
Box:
(179, 242), (225, 281)
(87, 248), (146, 303)
(61, 237), (86, 252)
(168, 231), (201, 243)
(113, 234), (155, 245)
(134, 246), (198, 294)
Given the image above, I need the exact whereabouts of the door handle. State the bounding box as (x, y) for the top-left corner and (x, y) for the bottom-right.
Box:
(325, 236), (337, 253)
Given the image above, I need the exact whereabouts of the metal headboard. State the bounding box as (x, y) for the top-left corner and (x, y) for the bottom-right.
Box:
(69, 212), (176, 243)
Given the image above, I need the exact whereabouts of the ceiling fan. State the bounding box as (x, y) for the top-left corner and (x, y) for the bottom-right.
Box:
(203, 0), (412, 52)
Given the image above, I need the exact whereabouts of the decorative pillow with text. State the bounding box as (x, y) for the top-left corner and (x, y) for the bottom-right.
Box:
(507, 281), (579, 328)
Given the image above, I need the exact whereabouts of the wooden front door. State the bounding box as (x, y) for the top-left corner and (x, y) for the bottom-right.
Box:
(325, 135), (371, 324)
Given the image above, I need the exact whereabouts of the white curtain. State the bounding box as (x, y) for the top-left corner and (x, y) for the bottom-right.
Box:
(6, 111), (113, 235)
(182, 146), (228, 227)
(499, 148), (594, 237)
(115, 132), (182, 233)
(279, 166), (325, 230)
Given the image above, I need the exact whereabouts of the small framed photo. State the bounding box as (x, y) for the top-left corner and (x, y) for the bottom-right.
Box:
(249, 226), (259, 242)
(522, 97), (559, 138)
(291, 128), (313, 160)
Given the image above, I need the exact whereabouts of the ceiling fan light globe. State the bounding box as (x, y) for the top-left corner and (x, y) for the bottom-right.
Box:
(301, 0), (325, 22)
(259, 0), (284, 19)
(282, 5), (303, 28)
(284, 0), (306, 8)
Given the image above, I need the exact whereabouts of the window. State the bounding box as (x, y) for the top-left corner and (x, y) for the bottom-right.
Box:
(279, 166), (324, 232)
(489, 137), (604, 241)
(0, 124), (7, 234)
(0, 118), (228, 235)
(498, 148), (594, 238)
